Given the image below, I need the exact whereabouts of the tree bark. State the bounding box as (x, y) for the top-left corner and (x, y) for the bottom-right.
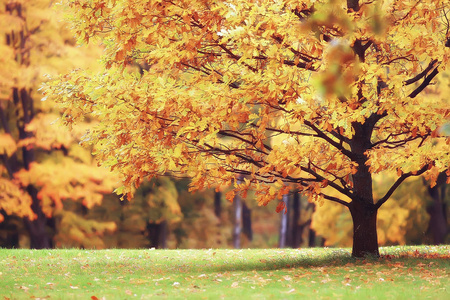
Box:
(233, 190), (242, 249)
(349, 201), (379, 257)
(279, 194), (290, 248)
(427, 172), (448, 244)
(23, 185), (52, 249)
(291, 192), (302, 248)
(348, 118), (381, 257)
(308, 226), (317, 247)
(17, 88), (52, 249)
(5, 3), (53, 249)
(242, 201), (253, 241)
(214, 191), (221, 219)
(147, 220), (167, 249)
(347, 0), (360, 11)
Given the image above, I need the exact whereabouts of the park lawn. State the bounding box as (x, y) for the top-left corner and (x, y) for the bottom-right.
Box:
(0, 246), (449, 299)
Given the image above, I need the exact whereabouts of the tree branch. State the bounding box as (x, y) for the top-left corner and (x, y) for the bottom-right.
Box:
(0, 103), (11, 133)
(322, 193), (351, 207)
(303, 120), (356, 159)
(374, 164), (429, 209)
(407, 67), (439, 98)
(404, 59), (438, 86)
(218, 130), (272, 153)
(300, 165), (354, 199)
(347, 0), (360, 11)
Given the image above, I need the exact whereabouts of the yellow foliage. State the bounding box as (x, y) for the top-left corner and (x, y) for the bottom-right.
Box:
(53, 210), (117, 249)
(0, 178), (35, 221)
(0, 133), (17, 157)
(44, 0), (450, 253)
(13, 156), (119, 217)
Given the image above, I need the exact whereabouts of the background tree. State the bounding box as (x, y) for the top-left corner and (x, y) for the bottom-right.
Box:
(425, 172), (448, 244)
(0, 0), (118, 248)
(279, 192), (320, 248)
(46, 0), (450, 257)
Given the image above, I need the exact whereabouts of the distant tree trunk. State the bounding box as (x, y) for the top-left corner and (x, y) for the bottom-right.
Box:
(232, 192), (242, 249)
(4, 2), (54, 250)
(147, 220), (167, 249)
(279, 194), (290, 248)
(24, 185), (52, 249)
(427, 172), (448, 244)
(15, 87), (52, 249)
(308, 227), (316, 247)
(214, 191), (224, 246)
(242, 202), (252, 241)
(233, 176), (243, 249)
(214, 191), (221, 219)
(0, 214), (20, 248)
(291, 192), (302, 248)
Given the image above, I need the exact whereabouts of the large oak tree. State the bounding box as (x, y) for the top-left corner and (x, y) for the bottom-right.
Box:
(46, 0), (450, 256)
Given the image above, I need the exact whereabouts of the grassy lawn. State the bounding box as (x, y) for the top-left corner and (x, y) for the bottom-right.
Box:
(0, 246), (449, 299)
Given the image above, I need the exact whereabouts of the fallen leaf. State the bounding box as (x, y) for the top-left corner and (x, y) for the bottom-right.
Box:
(19, 286), (29, 292)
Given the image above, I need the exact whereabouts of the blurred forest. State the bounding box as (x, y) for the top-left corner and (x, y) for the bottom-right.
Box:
(0, 0), (449, 249)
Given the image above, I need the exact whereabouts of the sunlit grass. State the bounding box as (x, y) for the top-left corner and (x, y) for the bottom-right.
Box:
(0, 246), (449, 299)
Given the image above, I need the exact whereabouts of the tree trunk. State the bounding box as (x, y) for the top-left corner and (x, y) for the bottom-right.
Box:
(233, 188), (242, 249)
(279, 194), (289, 248)
(308, 227), (316, 247)
(242, 201), (252, 241)
(291, 192), (302, 248)
(214, 191), (221, 219)
(147, 220), (167, 249)
(347, 0), (360, 11)
(349, 118), (381, 257)
(427, 172), (447, 244)
(23, 185), (52, 249)
(4, 3), (52, 249)
(349, 201), (379, 257)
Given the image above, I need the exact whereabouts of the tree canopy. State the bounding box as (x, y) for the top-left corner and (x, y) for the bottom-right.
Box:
(46, 0), (450, 256)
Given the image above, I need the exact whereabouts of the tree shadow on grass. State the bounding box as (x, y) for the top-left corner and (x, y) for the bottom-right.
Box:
(78, 247), (450, 275)
(164, 249), (450, 274)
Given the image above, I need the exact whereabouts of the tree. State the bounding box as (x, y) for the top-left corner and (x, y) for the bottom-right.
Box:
(0, 0), (117, 248)
(279, 194), (290, 248)
(425, 172), (448, 244)
(46, 0), (450, 257)
(279, 192), (320, 248)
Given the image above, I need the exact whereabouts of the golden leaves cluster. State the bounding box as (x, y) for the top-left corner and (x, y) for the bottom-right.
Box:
(46, 0), (450, 206)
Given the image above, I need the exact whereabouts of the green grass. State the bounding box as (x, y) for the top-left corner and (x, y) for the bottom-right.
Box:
(0, 246), (449, 299)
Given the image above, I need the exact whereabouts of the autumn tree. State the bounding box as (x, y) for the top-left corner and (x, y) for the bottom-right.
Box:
(0, 0), (117, 248)
(46, 0), (450, 257)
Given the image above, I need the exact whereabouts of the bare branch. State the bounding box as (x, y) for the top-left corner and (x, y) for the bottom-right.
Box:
(374, 164), (429, 209)
(404, 59), (438, 86)
(322, 193), (351, 207)
(303, 120), (356, 159)
(408, 67), (439, 98)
